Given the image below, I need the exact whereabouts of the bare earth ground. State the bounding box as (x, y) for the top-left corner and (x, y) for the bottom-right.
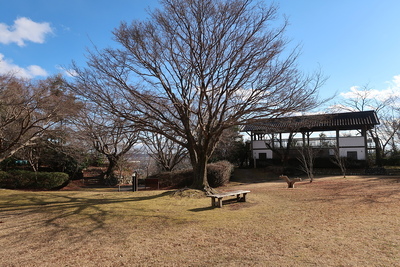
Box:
(1, 170), (400, 266)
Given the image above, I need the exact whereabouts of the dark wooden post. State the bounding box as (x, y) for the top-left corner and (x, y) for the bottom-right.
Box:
(132, 171), (138, 192)
(362, 128), (369, 167)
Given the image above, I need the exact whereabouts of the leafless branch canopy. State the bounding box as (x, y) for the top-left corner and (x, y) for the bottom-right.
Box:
(69, 0), (324, 188)
(141, 130), (188, 172)
(330, 84), (400, 164)
(74, 104), (140, 173)
(0, 74), (79, 161)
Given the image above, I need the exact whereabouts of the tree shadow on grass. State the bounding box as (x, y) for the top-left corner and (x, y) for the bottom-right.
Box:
(189, 206), (215, 212)
(0, 190), (173, 244)
(189, 197), (251, 212)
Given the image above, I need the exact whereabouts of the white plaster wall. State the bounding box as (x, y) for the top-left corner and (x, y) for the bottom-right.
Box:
(342, 148), (365, 160)
(252, 140), (267, 149)
(253, 150), (273, 159)
(339, 136), (364, 147)
(330, 147), (365, 160)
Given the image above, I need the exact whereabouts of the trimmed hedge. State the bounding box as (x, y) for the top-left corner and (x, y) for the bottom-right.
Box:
(207, 161), (234, 187)
(0, 171), (12, 186)
(153, 160), (234, 188)
(0, 170), (69, 190)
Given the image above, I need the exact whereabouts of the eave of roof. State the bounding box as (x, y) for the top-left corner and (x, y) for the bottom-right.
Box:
(242, 110), (380, 133)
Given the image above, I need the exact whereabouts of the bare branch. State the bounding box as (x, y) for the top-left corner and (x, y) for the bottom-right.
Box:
(68, 0), (324, 189)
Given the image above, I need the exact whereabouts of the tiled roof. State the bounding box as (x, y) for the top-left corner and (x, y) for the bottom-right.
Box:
(242, 110), (379, 133)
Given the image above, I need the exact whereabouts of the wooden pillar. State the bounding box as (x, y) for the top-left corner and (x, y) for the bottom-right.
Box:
(272, 133), (275, 149)
(249, 131), (256, 168)
(362, 128), (368, 165)
(307, 132), (311, 146)
(336, 129), (340, 153)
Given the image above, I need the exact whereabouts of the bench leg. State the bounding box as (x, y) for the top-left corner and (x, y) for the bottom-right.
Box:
(211, 197), (216, 207)
(236, 193), (247, 202)
(217, 197), (223, 208)
(242, 193), (247, 202)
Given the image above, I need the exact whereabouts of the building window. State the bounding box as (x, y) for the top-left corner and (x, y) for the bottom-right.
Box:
(347, 151), (358, 160)
(259, 153), (267, 160)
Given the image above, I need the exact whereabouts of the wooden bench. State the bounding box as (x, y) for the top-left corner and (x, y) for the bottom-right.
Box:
(207, 190), (250, 208)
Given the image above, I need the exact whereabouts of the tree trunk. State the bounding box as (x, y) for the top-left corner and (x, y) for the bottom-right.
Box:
(104, 155), (119, 185)
(373, 136), (383, 167)
(189, 153), (216, 195)
(309, 173), (314, 183)
(191, 158), (208, 188)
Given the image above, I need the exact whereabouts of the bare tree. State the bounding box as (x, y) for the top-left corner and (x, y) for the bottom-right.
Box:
(331, 85), (400, 166)
(18, 141), (42, 172)
(69, 0), (323, 192)
(265, 131), (298, 168)
(330, 146), (346, 178)
(142, 131), (188, 172)
(0, 74), (79, 162)
(297, 145), (317, 182)
(75, 105), (140, 184)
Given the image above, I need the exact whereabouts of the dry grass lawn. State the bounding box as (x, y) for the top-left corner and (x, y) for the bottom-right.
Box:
(1, 173), (400, 266)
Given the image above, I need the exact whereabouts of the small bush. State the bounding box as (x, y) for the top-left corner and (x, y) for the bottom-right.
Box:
(0, 171), (13, 188)
(207, 160), (234, 187)
(153, 161), (234, 188)
(0, 170), (69, 190)
(35, 172), (70, 189)
(6, 170), (34, 188)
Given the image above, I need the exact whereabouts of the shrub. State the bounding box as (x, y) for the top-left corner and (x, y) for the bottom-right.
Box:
(0, 170), (69, 190)
(6, 170), (34, 188)
(153, 160), (234, 189)
(0, 171), (13, 188)
(35, 172), (70, 189)
(207, 160), (234, 187)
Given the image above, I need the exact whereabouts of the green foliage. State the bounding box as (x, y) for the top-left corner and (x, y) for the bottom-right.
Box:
(0, 170), (69, 190)
(383, 152), (400, 166)
(33, 140), (87, 178)
(0, 157), (27, 171)
(5, 170), (34, 188)
(0, 171), (12, 186)
(35, 172), (70, 189)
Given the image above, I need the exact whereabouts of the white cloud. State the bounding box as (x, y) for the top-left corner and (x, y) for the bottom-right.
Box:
(56, 66), (78, 78)
(0, 53), (48, 79)
(340, 86), (382, 99)
(64, 69), (78, 77)
(0, 17), (53, 46)
(389, 74), (400, 89)
(340, 75), (400, 102)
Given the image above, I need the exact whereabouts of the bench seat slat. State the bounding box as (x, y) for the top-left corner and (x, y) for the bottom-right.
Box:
(207, 190), (250, 198)
(207, 190), (250, 208)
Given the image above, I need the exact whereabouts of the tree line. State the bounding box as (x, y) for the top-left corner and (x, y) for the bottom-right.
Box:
(0, 71), (250, 185)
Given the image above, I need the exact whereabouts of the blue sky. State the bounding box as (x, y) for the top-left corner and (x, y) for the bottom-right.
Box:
(1, 0), (400, 106)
